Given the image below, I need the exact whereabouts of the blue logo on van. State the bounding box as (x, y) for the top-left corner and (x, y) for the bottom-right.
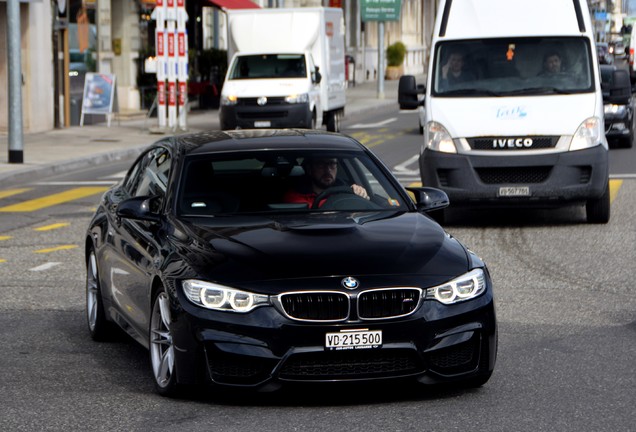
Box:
(496, 106), (527, 119)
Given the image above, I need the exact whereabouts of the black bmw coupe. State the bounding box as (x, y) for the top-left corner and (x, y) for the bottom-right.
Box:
(85, 129), (497, 396)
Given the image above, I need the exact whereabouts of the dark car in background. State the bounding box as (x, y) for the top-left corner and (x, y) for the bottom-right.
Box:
(600, 64), (634, 148)
(597, 43), (613, 65)
(85, 129), (497, 397)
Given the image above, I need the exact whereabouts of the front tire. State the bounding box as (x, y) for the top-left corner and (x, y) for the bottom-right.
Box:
(86, 248), (116, 341)
(326, 111), (341, 132)
(586, 182), (610, 224)
(150, 288), (181, 397)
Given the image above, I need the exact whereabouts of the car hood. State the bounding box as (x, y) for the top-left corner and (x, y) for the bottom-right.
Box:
(169, 211), (470, 287)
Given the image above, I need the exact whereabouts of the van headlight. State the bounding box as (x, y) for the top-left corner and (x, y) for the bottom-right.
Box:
(425, 121), (457, 153)
(221, 95), (238, 106)
(285, 93), (309, 104)
(569, 117), (603, 151)
(182, 280), (269, 313)
(426, 269), (487, 304)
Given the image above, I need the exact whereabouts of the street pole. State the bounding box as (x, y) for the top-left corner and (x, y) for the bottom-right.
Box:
(7, 0), (24, 163)
(377, 20), (385, 99)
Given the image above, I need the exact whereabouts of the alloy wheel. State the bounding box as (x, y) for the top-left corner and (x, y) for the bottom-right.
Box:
(150, 292), (175, 389)
(86, 251), (99, 332)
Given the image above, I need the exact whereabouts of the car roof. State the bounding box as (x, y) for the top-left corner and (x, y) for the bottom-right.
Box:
(171, 129), (365, 156)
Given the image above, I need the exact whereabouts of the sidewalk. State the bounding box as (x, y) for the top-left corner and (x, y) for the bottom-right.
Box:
(0, 76), (416, 186)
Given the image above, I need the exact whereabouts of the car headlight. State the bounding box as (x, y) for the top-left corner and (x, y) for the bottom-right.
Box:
(604, 104), (627, 116)
(426, 268), (486, 304)
(182, 280), (269, 312)
(425, 121), (457, 153)
(285, 93), (309, 104)
(569, 116), (603, 151)
(221, 95), (238, 106)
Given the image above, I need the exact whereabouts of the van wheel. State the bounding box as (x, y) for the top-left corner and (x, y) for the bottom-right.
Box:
(586, 183), (610, 224)
(326, 111), (340, 132)
(311, 112), (317, 130)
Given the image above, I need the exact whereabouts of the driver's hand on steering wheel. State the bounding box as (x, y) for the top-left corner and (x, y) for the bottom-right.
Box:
(352, 184), (370, 200)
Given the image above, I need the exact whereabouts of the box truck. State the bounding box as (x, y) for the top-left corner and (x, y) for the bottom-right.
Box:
(399, 0), (611, 224)
(219, 7), (346, 132)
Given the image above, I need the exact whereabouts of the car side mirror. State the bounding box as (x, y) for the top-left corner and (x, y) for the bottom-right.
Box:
(406, 187), (450, 212)
(117, 196), (161, 223)
(606, 69), (631, 104)
(398, 75), (425, 110)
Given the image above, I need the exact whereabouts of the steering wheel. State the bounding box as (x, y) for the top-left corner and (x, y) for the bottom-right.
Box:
(312, 186), (356, 209)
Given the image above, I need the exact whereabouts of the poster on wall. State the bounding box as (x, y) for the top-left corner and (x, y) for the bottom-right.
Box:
(80, 73), (118, 126)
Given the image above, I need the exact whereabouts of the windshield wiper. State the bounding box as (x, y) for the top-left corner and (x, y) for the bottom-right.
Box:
(506, 87), (576, 95)
(440, 88), (504, 97)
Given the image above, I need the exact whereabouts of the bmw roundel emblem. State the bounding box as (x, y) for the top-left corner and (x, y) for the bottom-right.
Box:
(341, 277), (359, 290)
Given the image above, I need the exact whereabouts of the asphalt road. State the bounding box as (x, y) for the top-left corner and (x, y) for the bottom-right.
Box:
(0, 106), (635, 432)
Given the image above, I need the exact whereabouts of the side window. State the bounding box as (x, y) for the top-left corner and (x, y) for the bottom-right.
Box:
(135, 147), (172, 198)
(124, 154), (148, 196)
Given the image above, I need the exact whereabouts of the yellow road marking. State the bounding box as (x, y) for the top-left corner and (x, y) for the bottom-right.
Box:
(34, 222), (71, 232)
(609, 179), (622, 203)
(34, 245), (79, 254)
(0, 259), (6, 263)
(0, 235), (12, 241)
(0, 188), (32, 200)
(0, 187), (107, 212)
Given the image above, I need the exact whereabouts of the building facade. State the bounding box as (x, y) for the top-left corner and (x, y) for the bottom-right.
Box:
(1, 0), (437, 133)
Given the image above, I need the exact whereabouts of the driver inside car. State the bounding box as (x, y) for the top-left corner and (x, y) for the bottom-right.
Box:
(283, 157), (369, 208)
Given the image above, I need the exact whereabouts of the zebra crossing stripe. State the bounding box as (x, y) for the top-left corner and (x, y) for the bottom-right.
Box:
(34, 223), (70, 232)
(30, 262), (62, 271)
(0, 187), (108, 212)
(34, 245), (79, 254)
(0, 188), (32, 200)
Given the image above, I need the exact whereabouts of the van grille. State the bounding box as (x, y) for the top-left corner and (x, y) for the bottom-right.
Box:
(476, 167), (551, 184)
(469, 136), (557, 150)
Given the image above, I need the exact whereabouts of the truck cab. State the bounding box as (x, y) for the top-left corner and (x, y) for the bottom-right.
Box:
(399, 0), (610, 224)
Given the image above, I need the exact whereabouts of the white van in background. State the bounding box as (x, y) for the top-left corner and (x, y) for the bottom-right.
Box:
(220, 7), (346, 132)
(399, 0), (610, 223)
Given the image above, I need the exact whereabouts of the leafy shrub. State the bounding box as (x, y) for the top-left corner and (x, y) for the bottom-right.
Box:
(387, 42), (407, 67)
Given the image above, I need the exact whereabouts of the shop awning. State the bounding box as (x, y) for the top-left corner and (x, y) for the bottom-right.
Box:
(205, 0), (260, 9)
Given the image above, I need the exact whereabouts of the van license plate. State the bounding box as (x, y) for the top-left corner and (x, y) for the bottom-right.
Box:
(325, 329), (382, 351)
(254, 121), (271, 127)
(498, 186), (530, 197)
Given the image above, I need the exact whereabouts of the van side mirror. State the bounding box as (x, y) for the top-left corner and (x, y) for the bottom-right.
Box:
(398, 75), (425, 110)
(405, 187), (450, 212)
(606, 69), (631, 104)
(313, 67), (322, 84)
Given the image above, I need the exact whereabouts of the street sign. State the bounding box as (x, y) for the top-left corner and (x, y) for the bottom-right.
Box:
(361, 0), (401, 22)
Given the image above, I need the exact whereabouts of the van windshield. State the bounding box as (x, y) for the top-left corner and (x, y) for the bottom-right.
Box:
(229, 54), (307, 79)
(432, 37), (594, 96)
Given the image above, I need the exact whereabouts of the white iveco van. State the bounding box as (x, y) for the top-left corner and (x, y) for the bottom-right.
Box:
(399, 0), (610, 223)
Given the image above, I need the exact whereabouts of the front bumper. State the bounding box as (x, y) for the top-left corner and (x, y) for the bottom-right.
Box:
(604, 113), (632, 140)
(420, 145), (609, 207)
(169, 284), (497, 390)
(219, 101), (312, 130)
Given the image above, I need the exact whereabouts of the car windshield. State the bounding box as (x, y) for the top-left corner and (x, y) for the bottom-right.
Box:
(229, 54), (307, 79)
(432, 37), (594, 96)
(177, 149), (408, 216)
